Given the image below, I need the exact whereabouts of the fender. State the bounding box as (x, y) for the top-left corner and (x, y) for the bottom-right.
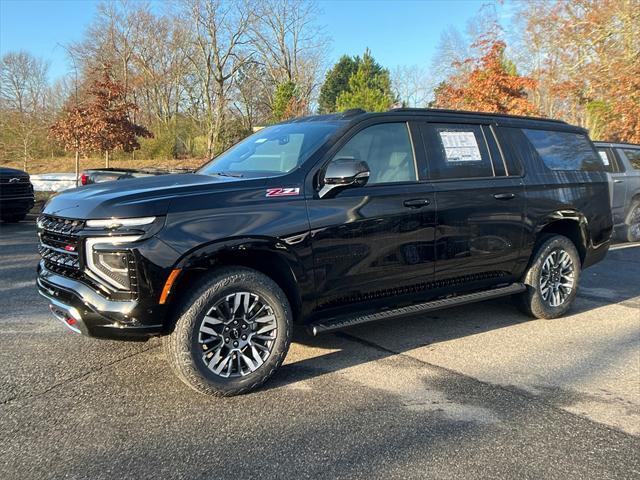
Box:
(533, 209), (589, 241)
(531, 209), (592, 260)
(169, 235), (313, 321)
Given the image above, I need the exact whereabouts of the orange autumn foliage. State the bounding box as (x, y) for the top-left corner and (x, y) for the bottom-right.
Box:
(434, 39), (539, 117)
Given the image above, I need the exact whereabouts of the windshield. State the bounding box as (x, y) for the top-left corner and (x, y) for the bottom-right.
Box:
(198, 122), (342, 178)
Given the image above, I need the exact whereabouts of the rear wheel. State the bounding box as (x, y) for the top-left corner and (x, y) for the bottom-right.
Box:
(516, 234), (581, 319)
(623, 200), (640, 243)
(164, 267), (292, 396)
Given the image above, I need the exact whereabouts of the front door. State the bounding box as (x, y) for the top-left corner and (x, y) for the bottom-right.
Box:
(419, 122), (526, 285)
(307, 121), (436, 312)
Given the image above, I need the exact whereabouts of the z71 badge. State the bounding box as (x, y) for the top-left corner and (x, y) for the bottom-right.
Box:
(266, 187), (300, 198)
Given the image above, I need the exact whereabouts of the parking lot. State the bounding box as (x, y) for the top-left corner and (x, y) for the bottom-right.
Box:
(1, 220), (638, 479)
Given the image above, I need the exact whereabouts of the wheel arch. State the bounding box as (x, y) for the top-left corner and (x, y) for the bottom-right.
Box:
(534, 212), (589, 265)
(164, 237), (306, 327)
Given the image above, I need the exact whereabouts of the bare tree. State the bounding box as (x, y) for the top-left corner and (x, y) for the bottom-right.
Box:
(0, 51), (50, 170)
(392, 65), (432, 107)
(250, 0), (327, 112)
(181, 0), (254, 157)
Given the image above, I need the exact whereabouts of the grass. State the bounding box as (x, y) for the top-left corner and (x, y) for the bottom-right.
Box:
(2, 156), (207, 175)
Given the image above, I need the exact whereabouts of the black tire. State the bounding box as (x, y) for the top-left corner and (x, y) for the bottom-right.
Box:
(515, 234), (581, 319)
(623, 200), (640, 243)
(164, 267), (292, 397)
(1, 212), (27, 223)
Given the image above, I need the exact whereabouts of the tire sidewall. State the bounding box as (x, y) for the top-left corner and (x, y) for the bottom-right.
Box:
(625, 200), (640, 243)
(523, 235), (581, 319)
(168, 268), (292, 396)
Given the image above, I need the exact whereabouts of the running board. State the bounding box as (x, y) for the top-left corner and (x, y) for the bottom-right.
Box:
(309, 283), (526, 336)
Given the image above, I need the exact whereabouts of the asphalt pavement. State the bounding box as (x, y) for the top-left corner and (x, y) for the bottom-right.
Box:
(1, 220), (638, 479)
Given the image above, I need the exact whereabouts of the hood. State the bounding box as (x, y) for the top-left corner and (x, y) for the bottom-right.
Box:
(43, 173), (254, 219)
(0, 167), (29, 178)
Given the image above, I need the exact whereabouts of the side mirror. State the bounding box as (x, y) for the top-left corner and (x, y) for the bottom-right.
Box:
(319, 158), (370, 198)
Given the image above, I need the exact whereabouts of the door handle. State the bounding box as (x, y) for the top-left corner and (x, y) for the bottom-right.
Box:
(403, 198), (431, 208)
(613, 179), (624, 184)
(493, 193), (516, 200)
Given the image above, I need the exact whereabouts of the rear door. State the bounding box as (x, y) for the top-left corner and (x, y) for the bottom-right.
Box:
(596, 146), (627, 225)
(419, 121), (526, 285)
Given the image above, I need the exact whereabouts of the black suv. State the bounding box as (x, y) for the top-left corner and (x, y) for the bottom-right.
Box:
(1, 167), (35, 223)
(37, 108), (612, 396)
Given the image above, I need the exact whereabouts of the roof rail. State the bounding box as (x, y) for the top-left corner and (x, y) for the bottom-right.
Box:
(387, 107), (568, 125)
(339, 108), (367, 118)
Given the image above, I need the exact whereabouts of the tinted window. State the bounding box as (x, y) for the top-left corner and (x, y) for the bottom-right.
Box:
(523, 129), (604, 171)
(493, 127), (525, 176)
(595, 148), (616, 173)
(423, 124), (493, 179)
(331, 123), (416, 184)
(620, 148), (640, 170)
(199, 122), (340, 178)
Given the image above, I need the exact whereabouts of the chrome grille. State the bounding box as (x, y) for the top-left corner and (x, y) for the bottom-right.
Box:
(38, 215), (83, 277)
(0, 177), (33, 198)
(37, 215), (138, 300)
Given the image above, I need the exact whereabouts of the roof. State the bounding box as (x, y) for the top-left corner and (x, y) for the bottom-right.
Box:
(287, 107), (575, 130)
(593, 141), (640, 148)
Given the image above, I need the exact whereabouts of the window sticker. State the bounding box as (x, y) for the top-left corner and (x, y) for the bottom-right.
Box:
(439, 131), (482, 162)
(598, 150), (610, 166)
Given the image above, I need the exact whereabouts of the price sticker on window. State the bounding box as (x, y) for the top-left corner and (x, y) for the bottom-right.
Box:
(439, 131), (482, 162)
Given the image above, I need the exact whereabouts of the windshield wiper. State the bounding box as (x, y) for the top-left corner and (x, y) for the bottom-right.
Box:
(212, 171), (243, 178)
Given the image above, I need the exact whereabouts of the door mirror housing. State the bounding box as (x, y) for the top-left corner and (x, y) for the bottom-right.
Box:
(319, 158), (370, 198)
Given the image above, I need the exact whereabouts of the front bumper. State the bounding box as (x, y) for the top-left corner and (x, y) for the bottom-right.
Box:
(37, 263), (164, 340)
(0, 195), (34, 214)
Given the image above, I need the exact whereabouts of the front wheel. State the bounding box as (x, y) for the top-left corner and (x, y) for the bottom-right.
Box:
(516, 234), (581, 319)
(164, 267), (292, 396)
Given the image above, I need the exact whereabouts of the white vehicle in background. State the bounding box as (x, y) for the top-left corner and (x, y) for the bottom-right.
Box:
(30, 173), (78, 192)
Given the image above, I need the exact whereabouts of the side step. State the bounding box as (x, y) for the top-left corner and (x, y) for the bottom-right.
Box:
(309, 283), (526, 336)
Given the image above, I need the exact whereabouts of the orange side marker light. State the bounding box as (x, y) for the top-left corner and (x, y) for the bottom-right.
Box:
(159, 269), (182, 305)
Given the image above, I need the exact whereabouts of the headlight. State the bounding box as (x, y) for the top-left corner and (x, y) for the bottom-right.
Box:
(85, 236), (140, 290)
(86, 217), (156, 229)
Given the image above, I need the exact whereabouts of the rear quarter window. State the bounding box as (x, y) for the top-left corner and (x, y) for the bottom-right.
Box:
(620, 148), (640, 170)
(523, 129), (604, 172)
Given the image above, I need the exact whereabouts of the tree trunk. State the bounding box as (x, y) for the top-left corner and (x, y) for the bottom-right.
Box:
(75, 150), (80, 187)
(105, 150), (110, 168)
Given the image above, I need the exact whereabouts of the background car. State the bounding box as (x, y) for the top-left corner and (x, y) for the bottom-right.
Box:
(594, 142), (640, 242)
(0, 167), (34, 223)
(80, 167), (191, 185)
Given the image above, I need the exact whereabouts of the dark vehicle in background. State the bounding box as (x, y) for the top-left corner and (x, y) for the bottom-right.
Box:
(37, 108), (612, 396)
(594, 142), (640, 242)
(1, 167), (34, 223)
(80, 167), (191, 185)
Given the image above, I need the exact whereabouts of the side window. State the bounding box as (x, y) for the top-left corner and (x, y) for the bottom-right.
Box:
(493, 127), (525, 176)
(596, 148), (616, 173)
(422, 123), (493, 179)
(331, 123), (417, 185)
(620, 148), (640, 171)
(523, 129), (604, 172)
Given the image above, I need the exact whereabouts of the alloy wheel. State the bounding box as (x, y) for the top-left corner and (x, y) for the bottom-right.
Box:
(197, 292), (277, 378)
(539, 249), (575, 307)
(628, 205), (640, 242)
